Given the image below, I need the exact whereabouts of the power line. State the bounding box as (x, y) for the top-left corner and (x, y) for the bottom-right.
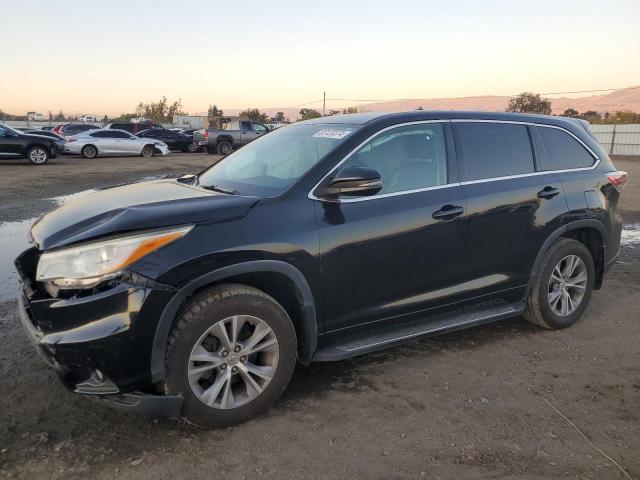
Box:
(286, 85), (640, 109)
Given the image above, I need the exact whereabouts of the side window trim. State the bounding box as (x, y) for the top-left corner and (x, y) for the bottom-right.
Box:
(309, 120), (458, 203)
(534, 124), (598, 171)
(452, 121), (536, 182)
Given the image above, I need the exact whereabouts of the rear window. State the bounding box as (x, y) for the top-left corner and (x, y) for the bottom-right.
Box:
(457, 123), (535, 181)
(539, 126), (595, 170)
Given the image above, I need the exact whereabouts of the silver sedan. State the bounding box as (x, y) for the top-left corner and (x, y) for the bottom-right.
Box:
(64, 129), (170, 158)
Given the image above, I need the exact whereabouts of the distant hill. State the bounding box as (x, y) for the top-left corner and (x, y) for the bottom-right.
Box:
(223, 86), (640, 120)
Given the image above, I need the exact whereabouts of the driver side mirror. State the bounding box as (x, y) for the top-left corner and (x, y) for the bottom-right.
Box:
(318, 166), (382, 200)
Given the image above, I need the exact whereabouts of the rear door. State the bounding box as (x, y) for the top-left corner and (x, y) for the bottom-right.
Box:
(90, 131), (117, 154)
(240, 121), (253, 144)
(453, 120), (567, 301)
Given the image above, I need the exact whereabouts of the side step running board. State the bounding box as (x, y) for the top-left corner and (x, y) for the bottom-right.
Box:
(313, 302), (523, 362)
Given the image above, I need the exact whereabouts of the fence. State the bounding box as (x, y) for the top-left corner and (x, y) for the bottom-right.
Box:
(590, 124), (640, 156)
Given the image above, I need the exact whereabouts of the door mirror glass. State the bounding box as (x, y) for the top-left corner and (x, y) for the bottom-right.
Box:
(320, 166), (382, 199)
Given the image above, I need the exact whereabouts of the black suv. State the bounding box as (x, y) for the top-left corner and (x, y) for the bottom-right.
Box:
(15, 111), (626, 427)
(137, 128), (197, 152)
(0, 123), (63, 165)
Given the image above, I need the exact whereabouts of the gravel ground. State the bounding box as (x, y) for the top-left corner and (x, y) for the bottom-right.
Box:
(0, 153), (638, 480)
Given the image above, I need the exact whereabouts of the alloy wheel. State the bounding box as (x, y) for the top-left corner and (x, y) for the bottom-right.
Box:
(29, 148), (47, 164)
(547, 255), (588, 316)
(187, 315), (279, 409)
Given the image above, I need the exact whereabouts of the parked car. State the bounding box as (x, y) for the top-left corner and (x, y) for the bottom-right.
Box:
(79, 114), (98, 122)
(64, 128), (170, 158)
(0, 123), (60, 164)
(193, 119), (269, 155)
(22, 129), (67, 154)
(23, 129), (65, 141)
(15, 111), (626, 427)
(137, 128), (197, 152)
(106, 122), (163, 135)
(53, 123), (101, 137)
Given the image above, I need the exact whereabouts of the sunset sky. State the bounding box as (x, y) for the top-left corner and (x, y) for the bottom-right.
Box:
(2, 0), (639, 116)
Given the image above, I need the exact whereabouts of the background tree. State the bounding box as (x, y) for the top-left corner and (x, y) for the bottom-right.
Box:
(238, 108), (269, 123)
(562, 108), (579, 117)
(274, 112), (285, 122)
(506, 92), (552, 115)
(416, 106), (424, 111)
(342, 107), (359, 114)
(54, 110), (66, 121)
(114, 112), (138, 123)
(48, 110), (53, 121)
(208, 104), (223, 117)
(299, 108), (322, 120)
(136, 97), (186, 123)
(580, 110), (602, 122)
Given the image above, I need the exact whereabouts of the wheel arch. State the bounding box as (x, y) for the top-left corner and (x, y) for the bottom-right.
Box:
(151, 260), (318, 383)
(526, 219), (607, 297)
(27, 142), (53, 156)
(216, 135), (233, 146)
(81, 143), (98, 156)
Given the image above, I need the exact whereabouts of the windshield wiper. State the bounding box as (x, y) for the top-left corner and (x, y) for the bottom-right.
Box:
(202, 184), (239, 195)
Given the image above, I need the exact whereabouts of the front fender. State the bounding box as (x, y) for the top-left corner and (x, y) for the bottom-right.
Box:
(150, 260), (318, 383)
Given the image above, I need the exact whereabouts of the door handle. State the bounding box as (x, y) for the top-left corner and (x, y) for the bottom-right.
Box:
(537, 186), (560, 199)
(432, 205), (464, 221)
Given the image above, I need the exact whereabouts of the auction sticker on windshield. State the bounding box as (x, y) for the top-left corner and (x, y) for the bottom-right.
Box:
(312, 129), (353, 139)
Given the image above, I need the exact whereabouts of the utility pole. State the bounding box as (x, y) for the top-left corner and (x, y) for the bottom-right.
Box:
(322, 91), (326, 116)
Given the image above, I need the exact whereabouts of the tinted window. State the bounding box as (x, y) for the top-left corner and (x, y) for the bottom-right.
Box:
(339, 123), (447, 195)
(539, 127), (595, 170)
(253, 123), (268, 132)
(241, 121), (252, 131)
(91, 131), (113, 138)
(110, 131), (132, 139)
(457, 123), (534, 180)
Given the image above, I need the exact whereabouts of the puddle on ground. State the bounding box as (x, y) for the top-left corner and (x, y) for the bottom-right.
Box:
(621, 223), (640, 246)
(0, 189), (94, 302)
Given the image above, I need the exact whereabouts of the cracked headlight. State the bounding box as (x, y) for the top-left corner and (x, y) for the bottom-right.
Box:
(36, 225), (192, 289)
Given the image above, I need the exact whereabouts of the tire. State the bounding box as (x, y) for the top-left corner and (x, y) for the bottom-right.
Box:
(216, 140), (233, 155)
(141, 145), (155, 158)
(27, 146), (49, 165)
(187, 142), (198, 153)
(165, 284), (297, 428)
(524, 238), (595, 330)
(81, 145), (98, 159)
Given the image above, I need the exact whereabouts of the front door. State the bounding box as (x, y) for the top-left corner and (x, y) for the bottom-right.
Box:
(115, 132), (141, 154)
(0, 126), (22, 156)
(315, 122), (469, 333)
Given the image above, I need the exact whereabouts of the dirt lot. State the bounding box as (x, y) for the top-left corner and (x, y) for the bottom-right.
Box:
(0, 153), (638, 479)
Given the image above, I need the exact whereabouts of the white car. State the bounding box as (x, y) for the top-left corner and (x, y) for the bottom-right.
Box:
(65, 129), (170, 158)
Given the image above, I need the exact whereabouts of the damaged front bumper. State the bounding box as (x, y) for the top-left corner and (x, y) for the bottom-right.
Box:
(16, 248), (183, 419)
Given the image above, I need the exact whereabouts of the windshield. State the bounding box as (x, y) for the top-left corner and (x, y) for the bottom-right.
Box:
(198, 123), (360, 197)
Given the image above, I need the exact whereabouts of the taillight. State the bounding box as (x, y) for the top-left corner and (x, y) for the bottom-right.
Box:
(607, 171), (628, 190)
(204, 130), (208, 139)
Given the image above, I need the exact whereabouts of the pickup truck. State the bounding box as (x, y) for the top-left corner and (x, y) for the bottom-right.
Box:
(193, 120), (269, 155)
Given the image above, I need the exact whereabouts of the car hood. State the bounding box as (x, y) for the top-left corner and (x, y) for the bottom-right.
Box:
(31, 179), (260, 250)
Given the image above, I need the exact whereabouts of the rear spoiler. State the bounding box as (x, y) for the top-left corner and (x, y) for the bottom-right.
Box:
(565, 117), (598, 141)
